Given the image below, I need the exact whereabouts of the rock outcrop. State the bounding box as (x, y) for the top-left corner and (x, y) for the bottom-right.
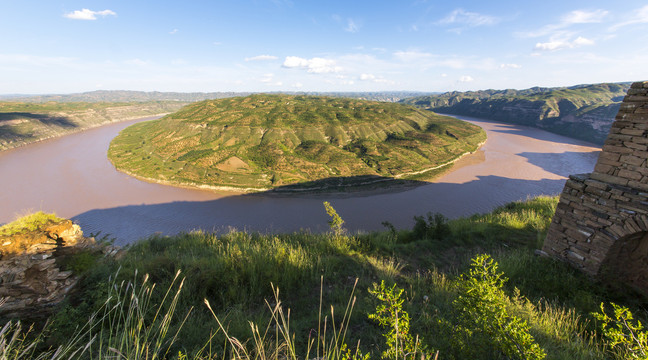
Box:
(0, 219), (120, 320)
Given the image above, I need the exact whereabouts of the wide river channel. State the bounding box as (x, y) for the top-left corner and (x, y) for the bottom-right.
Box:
(0, 115), (601, 245)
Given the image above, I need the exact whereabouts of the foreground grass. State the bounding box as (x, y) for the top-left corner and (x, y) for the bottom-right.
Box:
(3, 196), (647, 359)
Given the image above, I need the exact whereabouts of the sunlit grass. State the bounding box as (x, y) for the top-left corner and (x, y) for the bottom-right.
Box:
(0, 211), (63, 237)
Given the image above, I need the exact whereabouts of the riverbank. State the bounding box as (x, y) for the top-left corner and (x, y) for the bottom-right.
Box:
(0, 100), (185, 151)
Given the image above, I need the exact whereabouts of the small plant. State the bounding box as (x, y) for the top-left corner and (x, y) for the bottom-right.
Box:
(453, 254), (546, 360)
(411, 212), (450, 241)
(593, 302), (648, 359)
(381, 221), (397, 242)
(368, 280), (431, 360)
(324, 201), (345, 236)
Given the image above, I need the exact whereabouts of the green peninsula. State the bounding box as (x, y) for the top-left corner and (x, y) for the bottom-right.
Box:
(108, 94), (485, 191)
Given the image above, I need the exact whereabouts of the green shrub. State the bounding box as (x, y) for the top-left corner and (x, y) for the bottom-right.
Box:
(453, 254), (546, 360)
(411, 212), (450, 241)
(593, 302), (648, 359)
(369, 280), (431, 360)
(324, 201), (345, 237)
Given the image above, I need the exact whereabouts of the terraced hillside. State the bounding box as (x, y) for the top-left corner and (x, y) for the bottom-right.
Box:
(108, 94), (485, 191)
(403, 82), (630, 144)
(0, 101), (186, 151)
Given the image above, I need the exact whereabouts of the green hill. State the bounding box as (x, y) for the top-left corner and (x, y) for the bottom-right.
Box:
(402, 82), (631, 145)
(108, 94), (485, 191)
(0, 101), (186, 151)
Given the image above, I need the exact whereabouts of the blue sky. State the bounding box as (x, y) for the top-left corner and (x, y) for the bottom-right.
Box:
(2, 0), (648, 94)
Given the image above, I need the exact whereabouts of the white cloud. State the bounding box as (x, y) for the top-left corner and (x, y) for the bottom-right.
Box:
(358, 73), (391, 83)
(124, 58), (149, 66)
(345, 18), (360, 33)
(292, 82), (303, 88)
(534, 40), (571, 51)
(64, 9), (116, 20)
(260, 73), (275, 83)
(521, 9), (607, 38)
(245, 55), (278, 61)
(534, 36), (595, 51)
(282, 56), (342, 73)
(459, 75), (474, 82)
(562, 9), (608, 25)
(169, 29), (178, 35)
(500, 63), (522, 69)
(610, 5), (648, 31)
(393, 50), (433, 62)
(438, 9), (499, 27)
(572, 36), (595, 46)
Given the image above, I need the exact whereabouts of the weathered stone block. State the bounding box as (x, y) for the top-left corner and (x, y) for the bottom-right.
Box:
(590, 173), (629, 186)
(604, 145), (634, 155)
(618, 169), (643, 181)
(620, 128), (646, 136)
(620, 155), (645, 166)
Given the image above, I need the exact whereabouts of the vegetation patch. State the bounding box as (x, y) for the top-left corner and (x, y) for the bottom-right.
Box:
(0, 211), (63, 237)
(4, 196), (643, 359)
(108, 94), (486, 191)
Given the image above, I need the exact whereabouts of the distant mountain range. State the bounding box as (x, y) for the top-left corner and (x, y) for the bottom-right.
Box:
(1, 90), (434, 103)
(401, 82), (632, 145)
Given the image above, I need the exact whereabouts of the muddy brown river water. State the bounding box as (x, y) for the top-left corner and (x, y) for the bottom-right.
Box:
(0, 115), (601, 245)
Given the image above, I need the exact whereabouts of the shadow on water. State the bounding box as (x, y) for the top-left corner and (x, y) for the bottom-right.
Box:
(489, 126), (601, 147)
(262, 174), (428, 197)
(71, 175), (567, 246)
(517, 150), (600, 177)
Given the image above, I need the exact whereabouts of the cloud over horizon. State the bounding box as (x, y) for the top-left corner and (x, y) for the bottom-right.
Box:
(282, 56), (342, 73)
(534, 36), (595, 51)
(64, 9), (116, 20)
(438, 9), (499, 28)
(245, 55), (278, 61)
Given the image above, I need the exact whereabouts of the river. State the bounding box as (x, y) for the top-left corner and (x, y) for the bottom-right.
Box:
(0, 115), (601, 245)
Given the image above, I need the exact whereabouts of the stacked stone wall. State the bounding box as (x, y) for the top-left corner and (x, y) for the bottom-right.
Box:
(543, 81), (648, 292)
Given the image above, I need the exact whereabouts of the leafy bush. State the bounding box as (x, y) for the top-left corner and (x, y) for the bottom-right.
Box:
(368, 281), (431, 360)
(453, 254), (546, 360)
(411, 212), (450, 241)
(593, 302), (648, 359)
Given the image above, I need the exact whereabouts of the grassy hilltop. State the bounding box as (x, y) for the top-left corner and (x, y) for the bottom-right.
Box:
(403, 82), (630, 145)
(0, 101), (186, 151)
(108, 94), (485, 191)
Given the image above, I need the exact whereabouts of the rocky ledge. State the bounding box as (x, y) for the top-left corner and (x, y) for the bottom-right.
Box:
(0, 219), (121, 320)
